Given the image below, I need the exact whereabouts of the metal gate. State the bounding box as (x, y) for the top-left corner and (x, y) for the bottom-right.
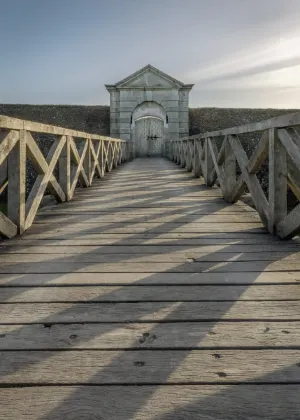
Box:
(134, 117), (164, 157)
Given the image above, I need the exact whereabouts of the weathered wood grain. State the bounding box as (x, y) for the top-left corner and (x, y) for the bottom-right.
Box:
(1, 301), (299, 323)
(33, 213), (261, 224)
(1, 244), (299, 254)
(0, 129), (19, 166)
(1, 284), (299, 303)
(1, 321), (300, 349)
(0, 212), (18, 238)
(1, 251), (300, 263)
(0, 271), (299, 286)
(1, 385), (300, 420)
(7, 129), (26, 234)
(1, 153), (300, 419)
(0, 114), (126, 142)
(1, 349), (300, 384)
(1, 260), (300, 273)
(23, 223), (267, 235)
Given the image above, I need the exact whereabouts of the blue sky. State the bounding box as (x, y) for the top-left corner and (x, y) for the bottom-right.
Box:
(1, 0), (300, 107)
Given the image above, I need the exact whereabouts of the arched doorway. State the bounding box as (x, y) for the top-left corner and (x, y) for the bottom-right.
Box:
(131, 101), (168, 157)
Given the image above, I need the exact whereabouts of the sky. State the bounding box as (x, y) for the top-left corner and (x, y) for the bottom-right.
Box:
(0, 0), (300, 108)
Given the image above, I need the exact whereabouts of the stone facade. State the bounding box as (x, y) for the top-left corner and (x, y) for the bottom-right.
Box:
(105, 64), (193, 157)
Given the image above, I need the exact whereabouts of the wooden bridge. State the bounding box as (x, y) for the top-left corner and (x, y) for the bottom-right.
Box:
(0, 113), (300, 419)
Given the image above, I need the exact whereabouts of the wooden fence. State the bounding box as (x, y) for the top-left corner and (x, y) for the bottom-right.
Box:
(0, 115), (127, 238)
(165, 111), (300, 239)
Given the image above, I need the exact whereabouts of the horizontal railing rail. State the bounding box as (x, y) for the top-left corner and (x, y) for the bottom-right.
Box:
(0, 115), (127, 238)
(165, 111), (300, 239)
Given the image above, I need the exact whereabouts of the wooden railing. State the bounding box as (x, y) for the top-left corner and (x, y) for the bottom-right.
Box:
(165, 112), (300, 239)
(0, 115), (127, 238)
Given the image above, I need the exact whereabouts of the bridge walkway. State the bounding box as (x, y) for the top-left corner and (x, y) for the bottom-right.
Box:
(0, 157), (300, 419)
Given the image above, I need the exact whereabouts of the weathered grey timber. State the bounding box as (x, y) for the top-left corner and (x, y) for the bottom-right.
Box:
(166, 110), (300, 239)
(0, 115), (127, 238)
(0, 157), (300, 419)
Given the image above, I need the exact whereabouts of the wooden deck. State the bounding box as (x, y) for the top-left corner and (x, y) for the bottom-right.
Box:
(1, 157), (300, 419)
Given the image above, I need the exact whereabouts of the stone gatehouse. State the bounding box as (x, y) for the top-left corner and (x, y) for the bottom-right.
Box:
(105, 64), (193, 157)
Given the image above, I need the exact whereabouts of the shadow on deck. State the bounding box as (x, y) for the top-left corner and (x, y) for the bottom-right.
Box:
(0, 158), (300, 419)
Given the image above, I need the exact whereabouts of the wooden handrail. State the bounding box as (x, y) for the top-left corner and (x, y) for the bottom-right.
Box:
(165, 111), (300, 239)
(0, 115), (128, 238)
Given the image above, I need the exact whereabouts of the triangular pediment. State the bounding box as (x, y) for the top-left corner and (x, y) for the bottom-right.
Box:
(113, 65), (185, 89)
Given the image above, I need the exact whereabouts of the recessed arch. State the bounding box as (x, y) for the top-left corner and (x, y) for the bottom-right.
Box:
(130, 101), (169, 157)
(131, 101), (168, 128)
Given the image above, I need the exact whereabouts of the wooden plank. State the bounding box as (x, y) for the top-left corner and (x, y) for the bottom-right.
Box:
(2, 260), (300, 273)
(1, 321), (300, 349)
(224, 136), (236, 201)
(193, 139), (201, 177)
(70, 188), (225, 199)
(84, 138), (92, 184)
(7, 129), (26, 233)
(0, 301), (299, 323)
(1, 349), (300, 384)
(0, 284), (299, 303)
(33, 213), (262, 224)
(0, 212), (18, 238)
(59, 135), (71, 201)
(1, 251), (300, 264)
(26, 222), (266, 234)
(1, 385), (300, 420)
(39, 204), (257, 214)
(0, 129), (19, 166)
(12, 234), (290, 244)
(276, 204), (300, 239)
(2, 244), (299, 255)
(268, 128), (287, 233)
(288, 162), (300, 200)
(184, 111), (300, 139)
(0, 271), (299, 286)
(4, 236), (292, 247)
(0, 156), (7, 193)
(0, 114), (125, 142)
(278, 128), (300, 170)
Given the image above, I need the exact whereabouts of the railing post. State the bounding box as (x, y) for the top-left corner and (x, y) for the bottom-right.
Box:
(7, 129), (26, 234)
(118, 143), (122, 165)
(180, 140), (186, 168)
(107, 141), (112, 172)
(193, 139), (201, 177)
(84, 138), (92, 186)
(175, 142), (178, 163)
(204, 137), (214, 186)
(59, 135), (71, 201)
(186, 139), (193, 172)
(99, 140), (105, 178)
(224, 136), (236, 201)
(268, 127), (287, 234)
